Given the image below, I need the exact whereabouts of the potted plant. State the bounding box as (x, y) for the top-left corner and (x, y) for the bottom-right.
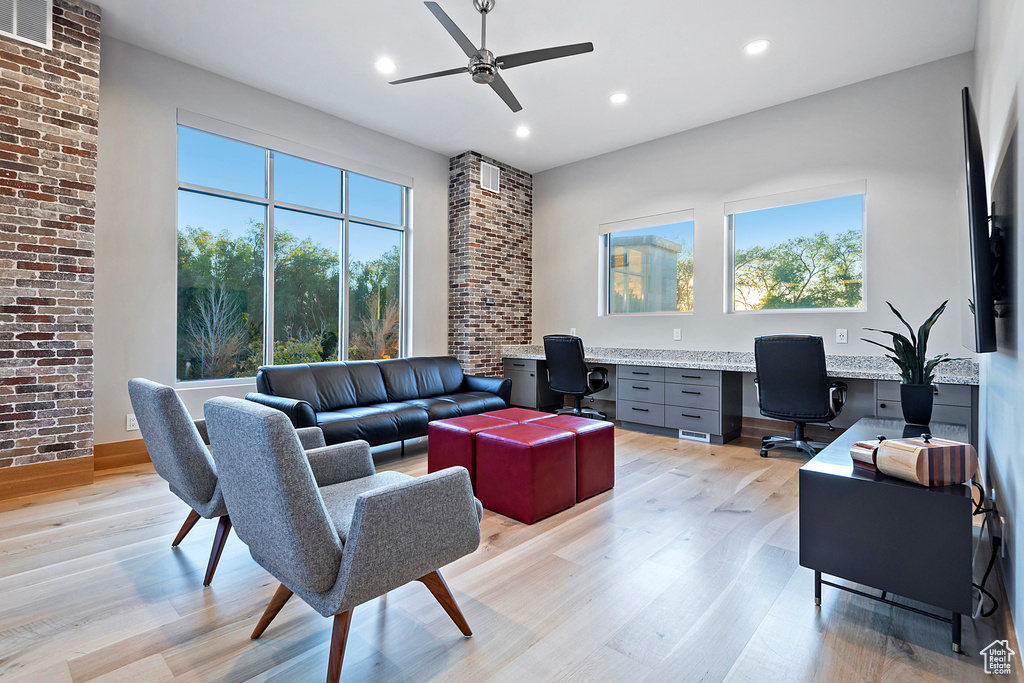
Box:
(862, 300), (961, 425)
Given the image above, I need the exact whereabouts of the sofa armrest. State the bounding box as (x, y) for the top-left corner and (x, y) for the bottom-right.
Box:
(305, 440), (376, 487)
(244, 392), (317, 428)
(297, 426), (327, 450)
(464, 374), (512, 406)
(337, 467), (482, 612)
(193, 418), (210, 446)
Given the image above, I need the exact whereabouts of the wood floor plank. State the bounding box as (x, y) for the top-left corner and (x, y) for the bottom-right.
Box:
(0, 426), (1017, 682)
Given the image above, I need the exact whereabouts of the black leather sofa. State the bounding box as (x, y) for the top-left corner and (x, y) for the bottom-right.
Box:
(245, 356), (511, 447)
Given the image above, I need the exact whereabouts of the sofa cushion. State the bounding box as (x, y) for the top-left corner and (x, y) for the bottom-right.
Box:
(320, 470), (411, 542)
(443, 391), (507, 415)
(435, 356), (465, 393)
(343, 361), (389, 406)
(317, 403), (428, 446)
(404, 397), (462, 421)
(377, 359), (419, 402)
(257, 365), (323, 411)
(311, 362), (359, 411)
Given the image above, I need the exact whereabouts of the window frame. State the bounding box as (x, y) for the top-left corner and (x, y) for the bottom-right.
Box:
(175, 117), (410, 384)
(599, 209), (696, 317)
(724, 181), (868, 315)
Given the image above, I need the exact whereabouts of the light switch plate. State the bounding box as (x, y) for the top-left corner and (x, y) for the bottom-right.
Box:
(836, 328), (848, 344)
(673, 329), (681, 341)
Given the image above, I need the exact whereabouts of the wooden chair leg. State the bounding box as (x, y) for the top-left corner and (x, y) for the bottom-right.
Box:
(203, 515), (232, 586)
(172, 509), (201, 547)
(417, 570), (472, 636)
(326, 610), (353, 683)
(251, 583), (294, 639)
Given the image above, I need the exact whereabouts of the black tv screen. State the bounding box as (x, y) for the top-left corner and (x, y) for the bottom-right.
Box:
(961, 86), (997, 353)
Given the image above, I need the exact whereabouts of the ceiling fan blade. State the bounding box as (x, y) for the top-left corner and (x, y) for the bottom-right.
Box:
(488, 72), (522, 112)
(390, 66), (469, 85)
(497, 42), (594, 69)
(424, 1), (479, 59)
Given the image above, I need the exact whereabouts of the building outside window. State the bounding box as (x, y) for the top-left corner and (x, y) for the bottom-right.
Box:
(176, 126), (407, 382)
(726, 183), (865, 312)
(603, 211), (695, 314)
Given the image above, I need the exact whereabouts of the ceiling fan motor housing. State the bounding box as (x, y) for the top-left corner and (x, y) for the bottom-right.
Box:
(471, 50), (497, 83)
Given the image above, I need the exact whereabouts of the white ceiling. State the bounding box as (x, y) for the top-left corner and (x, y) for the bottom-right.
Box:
(96, 0), (979, 173)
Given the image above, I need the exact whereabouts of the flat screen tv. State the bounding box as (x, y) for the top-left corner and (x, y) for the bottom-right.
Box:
(960, 86), (997, 353)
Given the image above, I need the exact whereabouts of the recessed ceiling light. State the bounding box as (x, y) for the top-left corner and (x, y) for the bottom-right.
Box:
(608, 92), (629, 104)
(375, 58), (397, 74)
(516, 126), (530, 138)
(743, 39), (771, 56)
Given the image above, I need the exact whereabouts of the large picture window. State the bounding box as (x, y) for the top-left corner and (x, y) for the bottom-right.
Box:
(603, 211), (694, 314)
(176, 126), (407, 382)
(727, 185), (865, 312)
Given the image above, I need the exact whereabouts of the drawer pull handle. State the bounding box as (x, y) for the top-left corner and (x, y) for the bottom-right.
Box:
(632, 371), (650, 375)
(631, 385), (650, 390)
(631, 407), (650, 412)
(679, 374), (702, 379)
(879, 403), (886, 409)
(933, 385), (939, 395)
(513, 363), (525, 367)
(680, 413), (701, 419)
(680, 390), (701, 395)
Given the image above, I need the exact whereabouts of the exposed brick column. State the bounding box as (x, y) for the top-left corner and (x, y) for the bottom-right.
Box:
(0, 0), (100, 468)
(448, 151), (532, 376)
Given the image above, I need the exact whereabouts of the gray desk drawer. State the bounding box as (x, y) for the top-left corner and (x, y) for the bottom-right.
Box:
(503, 358), (538, 373)
(665, 368), (720, 386)
(617, 399), (665, 427)
(619, 365), (666, 382)
(617, 378), (665, 403)
(875, 400), (972, 429)
(876, 380), (971, 407)
(665, 383), (720, 411)
(665, 406), (720, 433)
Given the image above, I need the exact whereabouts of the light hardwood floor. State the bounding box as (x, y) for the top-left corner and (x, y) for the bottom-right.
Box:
(0, 429), (1018, 682)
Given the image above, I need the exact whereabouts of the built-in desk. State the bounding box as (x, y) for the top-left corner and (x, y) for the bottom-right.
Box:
(501, 345), (980, 444)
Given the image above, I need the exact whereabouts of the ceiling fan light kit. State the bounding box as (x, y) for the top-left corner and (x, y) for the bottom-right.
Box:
(390, 0), (594, 112)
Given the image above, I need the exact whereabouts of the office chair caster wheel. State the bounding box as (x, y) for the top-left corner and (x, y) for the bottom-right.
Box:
(760, 449), (769, 458)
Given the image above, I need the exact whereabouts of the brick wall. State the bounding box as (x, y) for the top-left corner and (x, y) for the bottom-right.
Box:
(448, 151), (532, 376)
(0, 0), (100, 468)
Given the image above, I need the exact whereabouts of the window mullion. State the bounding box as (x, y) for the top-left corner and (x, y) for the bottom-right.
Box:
(340, 171), (349, 361)
(264, 151), (275, 367)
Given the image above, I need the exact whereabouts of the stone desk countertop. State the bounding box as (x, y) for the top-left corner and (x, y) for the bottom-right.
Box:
(501, 345), (980, 386)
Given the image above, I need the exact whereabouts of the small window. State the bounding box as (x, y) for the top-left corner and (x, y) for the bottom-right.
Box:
(604, 213), (694, 314)
(727, 187), (865, 312)
(178, 127), (266, 197)
(274, 153), (342, 213)
(348, 173), (403, 225)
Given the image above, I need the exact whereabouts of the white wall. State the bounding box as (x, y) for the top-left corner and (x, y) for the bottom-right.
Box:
(94, 37), (450, 444)
(974, 0), (1024, 645)
(533, 54), (975, 360)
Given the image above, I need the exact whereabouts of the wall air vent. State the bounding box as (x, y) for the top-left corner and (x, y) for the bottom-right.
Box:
(480, 161), (500, 194)
(0, 0), (52, 50)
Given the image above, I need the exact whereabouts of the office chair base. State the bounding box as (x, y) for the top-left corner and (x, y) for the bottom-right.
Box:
(555, 406), (607, 421)
(760, 436), (825, 459)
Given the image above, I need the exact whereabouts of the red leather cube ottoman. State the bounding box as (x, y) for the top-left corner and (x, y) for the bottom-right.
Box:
(475, 424), (576, 524)
(481, 407), (551, 423)
(531, 415), (615, 502)
(427, 415), (515, 489)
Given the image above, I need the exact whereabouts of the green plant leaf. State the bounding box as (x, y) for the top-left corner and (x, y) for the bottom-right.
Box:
(862, 338), (897, 355)
(886, 301), (918, 346)
(915, 300), (948, 370)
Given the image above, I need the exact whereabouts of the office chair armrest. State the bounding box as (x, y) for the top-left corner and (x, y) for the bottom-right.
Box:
(337, 467), (482, 612)
(587, 366), (609, 393)
(193, 418), (210, 446)
(296, 426), (327, 450)
(244, 392), (317, 428)
(305, 440), (376, 487)
(464, 375), (512, 406)
(829, 381), (848, 417)
(753, 378), (761, 411)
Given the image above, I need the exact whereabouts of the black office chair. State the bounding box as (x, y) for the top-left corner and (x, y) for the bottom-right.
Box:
(543, 335), (610, 420)
(754, 335), (847, 458)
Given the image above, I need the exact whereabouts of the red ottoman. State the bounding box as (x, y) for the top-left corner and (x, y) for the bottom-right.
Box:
(428, 415), (515, 489)
(531, 415), (615, 502)
(481, 407), (551, 423)
(475, 424), (576, 524)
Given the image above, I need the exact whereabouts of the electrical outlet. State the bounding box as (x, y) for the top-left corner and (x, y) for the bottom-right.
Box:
(673, 328), (681, 341)
(836, 328), (848, 344)
(126, 413), (139, 432)
(569, 328), (576, 336)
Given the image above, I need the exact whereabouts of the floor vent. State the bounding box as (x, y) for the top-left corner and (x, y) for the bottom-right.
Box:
(480, 161), (500, 194)
(0, 0), (52, 49)
(678, 429), (711, 443)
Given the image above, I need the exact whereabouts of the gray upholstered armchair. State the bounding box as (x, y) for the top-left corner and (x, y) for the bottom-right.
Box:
(127, 378), (326, 585)
(203, 397), (483, 683)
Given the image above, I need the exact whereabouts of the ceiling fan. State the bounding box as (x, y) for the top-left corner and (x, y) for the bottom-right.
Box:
(390, 0), (594, 112)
